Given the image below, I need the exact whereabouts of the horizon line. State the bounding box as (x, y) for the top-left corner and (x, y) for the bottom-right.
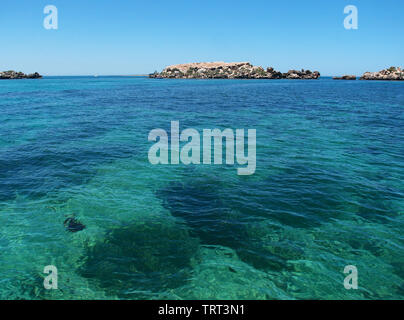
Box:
(40, 74), (337, 77)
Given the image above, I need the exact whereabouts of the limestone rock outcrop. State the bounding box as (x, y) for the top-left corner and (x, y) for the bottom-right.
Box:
(150, 62), (320, 80)
(360, 67), (403, 81)
(0, 71), (42, 79)
(282, 69), (320, 80)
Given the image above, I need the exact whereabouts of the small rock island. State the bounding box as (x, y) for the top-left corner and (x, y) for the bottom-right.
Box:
(333, 75), (357, 80)
(149, 62), (320, 79)
(360, 67), (403, 81)
(0, 70), (42, 79)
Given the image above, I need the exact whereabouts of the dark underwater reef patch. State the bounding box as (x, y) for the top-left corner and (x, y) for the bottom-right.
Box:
(157, 159), (403, 279)
(0, 141), (136, 202)
(79, 221), (199, 298)
(158, 181), (305, 272)
(157, 163), (394, 272)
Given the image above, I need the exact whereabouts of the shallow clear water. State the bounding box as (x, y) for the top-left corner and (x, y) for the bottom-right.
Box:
(0, 76), (403, 299)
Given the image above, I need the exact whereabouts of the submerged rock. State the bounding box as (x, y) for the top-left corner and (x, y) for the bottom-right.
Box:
(150, 62), (320, 79)
(80, 221), (198, 298)
(64, 217), (86, 232)
(0, 70), (42, 79)
(158, 181), (303, 272)
(360, 67), (403, 81)
(333, 75), (357, 80)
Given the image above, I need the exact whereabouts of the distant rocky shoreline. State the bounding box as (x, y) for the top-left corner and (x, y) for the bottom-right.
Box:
(333, 67), (403, 81)
(149, 62), (320, 80)
(2, 65), (402, 81)
(360, 67), (403, 80)
(0, 70), (42, 79)
(150, 62), (404, 81)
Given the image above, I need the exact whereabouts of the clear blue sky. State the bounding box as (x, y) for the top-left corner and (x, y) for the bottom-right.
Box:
(0, 0), (402, 76)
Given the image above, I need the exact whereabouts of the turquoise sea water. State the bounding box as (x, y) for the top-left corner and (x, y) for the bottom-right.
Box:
(0, 76), (403, 299)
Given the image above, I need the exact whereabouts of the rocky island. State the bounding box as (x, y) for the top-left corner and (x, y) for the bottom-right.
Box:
(333, 75), (356, 80)
(0, 70), (42, 79)
(360, 67), (403, 81)
(149, 62), (320, 79)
